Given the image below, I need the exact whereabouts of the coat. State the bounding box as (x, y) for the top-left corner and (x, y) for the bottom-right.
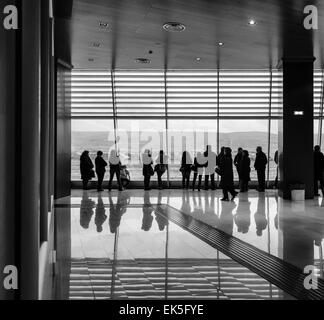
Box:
(240, 156), (251, 182)
(314, 151), (324, 177)
(220, 155), (234, 188)
(254, 151), (268, 171)
(95, 156), (107, 174)
(80, 155), (94, 180)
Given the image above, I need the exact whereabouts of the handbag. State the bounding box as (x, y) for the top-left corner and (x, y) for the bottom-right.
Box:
(215, 167), (222, 176)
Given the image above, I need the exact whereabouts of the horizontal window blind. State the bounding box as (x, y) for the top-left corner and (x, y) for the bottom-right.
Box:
(71, 69), (323, 119)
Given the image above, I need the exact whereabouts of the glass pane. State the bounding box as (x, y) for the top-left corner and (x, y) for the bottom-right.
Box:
(219, 120), (269, 181)
(116, 119), (167, 181)
(168, 120), (217, 181)
(71, 119), (115, 180)
(269, 120), (278, 181)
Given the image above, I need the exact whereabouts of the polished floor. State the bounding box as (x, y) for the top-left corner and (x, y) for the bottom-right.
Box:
(54, 189), (324, 300)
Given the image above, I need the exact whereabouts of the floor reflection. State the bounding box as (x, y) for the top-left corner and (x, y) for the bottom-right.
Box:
(54, 189), (324, 299)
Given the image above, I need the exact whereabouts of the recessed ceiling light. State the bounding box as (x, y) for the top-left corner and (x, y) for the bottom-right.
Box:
(195, 57), (201, 62)
(99, 21), (109, 28)
(248, 19), (257, 26)
(163, 22), (186, 32)
(135, 58), (151, 64)
(218, 42), (224, 46)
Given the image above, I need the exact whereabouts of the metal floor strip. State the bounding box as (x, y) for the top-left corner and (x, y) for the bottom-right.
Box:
(153, 204), (324, 300)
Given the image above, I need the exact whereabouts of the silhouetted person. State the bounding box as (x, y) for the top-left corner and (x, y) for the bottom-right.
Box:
(240, 150), (251, 192)
(95, 151), (107, 192)
(254, 146), (268, 192)
(274, 150), (279, 189)
(95, 194), (107, 233)
(180, 151), (193, 189)
(192, 152), (205, 191)
(216, 146), (226, 167)
(80, 150), (94, 190)
(155, 150), (168, 190)
(142, 149), (154, 190)
(314, 145), (324, 197)
(234, 198), (251, 234)
(204, 145), (217, 190)
(254, 193), (267, 237)
(80, 191), (95, 229)
(234, 147), (243, 189)
(108, 149), (123, 191)
(219, 147), (238, 201)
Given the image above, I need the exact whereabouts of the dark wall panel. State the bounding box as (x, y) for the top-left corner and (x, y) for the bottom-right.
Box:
(55, 63), (71, 199)
(0, 0), (18, 301)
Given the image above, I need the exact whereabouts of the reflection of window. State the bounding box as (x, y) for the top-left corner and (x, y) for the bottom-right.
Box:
(219, 120), (268, 181)
(71, 120), (114, 180)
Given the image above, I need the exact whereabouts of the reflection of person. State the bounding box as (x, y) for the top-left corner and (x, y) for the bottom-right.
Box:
(180, 151), (193, 189)
(180, 190), (191, 214)
(254, 146), (268, 192)
(95, 194), (107, 232)
(234, 197), (251, 234)
(95, 151), (107, 192)
(80, 151), (94, 190)
(254, 193), (268, 236)
(142, 149), (154, 191)
(204, 145), (217, 190)
(314, 145), (324, 197)
(108, 192), (129, 233)
(108, 149), (123, 192)
(142, 193), (154, 231)
(218, 201), (236, 235)
(80, 191), (96, 229)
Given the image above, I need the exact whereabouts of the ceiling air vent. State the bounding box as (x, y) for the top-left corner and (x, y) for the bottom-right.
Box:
(134, 58), (151, 64)
(163, 22), (186, 32)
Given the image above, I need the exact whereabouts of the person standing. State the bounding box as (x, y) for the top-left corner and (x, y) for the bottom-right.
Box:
(80, 150), (94, 190)
(254, 146), (268, 192)
(204, 145), (217, 190)
(240, 150), (251, 192)
(95, 151), (107, 192)
(192, 152), (205, 191)
(108, 149), (123, 192)
(219, 147), (238, 201)
(314, 145), (324, 197)
(274, 150), (279, 189)
(234, 147), (243, 189)
(142, 149), (154, 190)
(180, 151), (193, 189)
(155, 150), (168, 190)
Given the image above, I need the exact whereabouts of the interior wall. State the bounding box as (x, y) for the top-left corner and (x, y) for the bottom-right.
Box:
(0, 0), (18, 301)
(55, 62), (72, 199)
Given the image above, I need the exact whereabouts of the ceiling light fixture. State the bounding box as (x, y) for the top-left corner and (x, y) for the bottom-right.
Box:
(88, 58), (94, 62)
(248, 19), (257, 26)
(195, 57), (201, 62)
(99, 21), (109, 28)
(218, 42), (224, 46)
(135, 58), (151, 64)
(163, 22), (186, 32)
(92, 42), (101, 48)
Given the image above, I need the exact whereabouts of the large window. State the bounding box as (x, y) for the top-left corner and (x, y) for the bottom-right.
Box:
(71, 69), (324, 183)
(71, 120), (114, 180)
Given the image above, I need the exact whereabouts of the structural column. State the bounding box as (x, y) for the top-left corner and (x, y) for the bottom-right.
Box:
(279, 57), (315, 199)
